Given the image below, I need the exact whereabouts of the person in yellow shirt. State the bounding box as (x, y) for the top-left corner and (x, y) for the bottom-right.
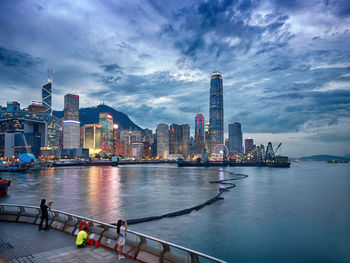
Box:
(76, 224), (88, 248)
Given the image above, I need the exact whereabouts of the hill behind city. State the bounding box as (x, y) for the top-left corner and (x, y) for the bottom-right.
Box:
(298, 155), (350, 161)
(53, 104), (142, 131)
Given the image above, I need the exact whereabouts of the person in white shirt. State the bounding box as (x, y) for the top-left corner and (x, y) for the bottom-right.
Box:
(117, 219), (127, 260)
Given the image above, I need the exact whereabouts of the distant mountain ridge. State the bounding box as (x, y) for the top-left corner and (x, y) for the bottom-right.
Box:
(53, 104), (142, 131)
(298, 155), (350, 161)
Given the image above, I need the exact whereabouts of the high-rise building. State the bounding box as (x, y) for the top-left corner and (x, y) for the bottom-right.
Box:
(119, 130), (142, 158)
(204, 122), (211, 153)
(7, 101), (20, 112)
(64, 94), (79, 121)
(169, 123), (190, 160)
(169, 124), (180, 155)
(156, 123), (169, 159)
(84, 124), (102, 156)
(132, 143), (144, 158)
(0, 109), (60, 157)
(209, 72), (224, 152)
(194, 113), (205, 157)
(228, 122), (243, 155)
(42, 81), (52, 115)
(99, 113), (114, 154)
(195, 113), (205, 137)
(63, 120), (80, 149)
(28, 101), (45, 114)
(113, 124), (118, 155)
(245, 138), (254, 155)
(63, 94), (80, 149)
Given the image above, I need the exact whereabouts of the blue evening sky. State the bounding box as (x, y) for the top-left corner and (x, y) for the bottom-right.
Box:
(0, 0), (349, 157)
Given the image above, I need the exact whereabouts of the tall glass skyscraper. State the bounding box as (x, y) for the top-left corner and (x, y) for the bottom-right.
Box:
(195, 113), (204, 137)
(99, 113), (114, 154)
(228, 122), (243, 154)
(194, 113), (205, 157)
(64, 94), (79, 121)
(63, 94), (80, 149)
(209, 72), (223, 152)
(156, 123), (169, 159)
(42, 81), (52, 115)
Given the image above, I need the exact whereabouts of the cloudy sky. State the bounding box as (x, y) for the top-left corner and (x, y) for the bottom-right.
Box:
(0, 0), (350, 157)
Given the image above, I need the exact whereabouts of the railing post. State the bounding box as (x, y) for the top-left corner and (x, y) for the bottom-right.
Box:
(135, 235), (147, 259)
(190, 252), (200, 263)
(160, 242), (170, 263)
(17, 206), (24, 222)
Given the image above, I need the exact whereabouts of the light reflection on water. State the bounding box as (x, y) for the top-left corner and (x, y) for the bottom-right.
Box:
(1, 163), (350, 262)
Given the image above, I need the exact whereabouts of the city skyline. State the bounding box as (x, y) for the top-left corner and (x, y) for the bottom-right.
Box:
(0, 0), (349, 157)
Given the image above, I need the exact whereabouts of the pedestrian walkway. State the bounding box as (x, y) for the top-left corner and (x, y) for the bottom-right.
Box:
(0, 222), (135, 263)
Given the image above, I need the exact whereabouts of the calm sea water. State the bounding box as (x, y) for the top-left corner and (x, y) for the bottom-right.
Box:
(1, 162), (349, 262)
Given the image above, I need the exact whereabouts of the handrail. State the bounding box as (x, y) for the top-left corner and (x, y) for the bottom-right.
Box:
(0, 203), (226, 263)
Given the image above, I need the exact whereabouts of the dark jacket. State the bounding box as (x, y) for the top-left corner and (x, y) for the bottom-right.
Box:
(40, 204), (48, 218)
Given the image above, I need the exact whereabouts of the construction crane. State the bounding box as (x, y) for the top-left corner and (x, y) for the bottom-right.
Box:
(274, 143), (282, 156)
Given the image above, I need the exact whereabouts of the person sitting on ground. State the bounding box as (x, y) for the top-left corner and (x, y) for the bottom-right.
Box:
(76, 224), (88, 248)
(117, 219), (127, 260)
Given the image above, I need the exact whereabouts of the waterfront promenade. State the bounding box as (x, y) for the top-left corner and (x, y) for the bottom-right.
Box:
(0, 222), (135, 263)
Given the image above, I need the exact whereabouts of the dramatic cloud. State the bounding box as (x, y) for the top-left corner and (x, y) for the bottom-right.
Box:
(0, 0), (349, 156)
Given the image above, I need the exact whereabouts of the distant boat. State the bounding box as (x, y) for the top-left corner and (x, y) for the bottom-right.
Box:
(327, 160), (338, 163)
(0, 178), (11, 196)
(327, 160), (348, 163)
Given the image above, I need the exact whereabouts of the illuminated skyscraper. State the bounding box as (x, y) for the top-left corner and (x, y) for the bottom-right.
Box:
(6, 101), (20, 112)
(99, 113), (113, 154)
(169, 123), (190, 160)
(195, 113), (204, 137)
(194, 113), (205, 157)
(204, 122), (211, 153)
(63, 94), (80, 149)
(209, 72), (223, 152)
(156, 123), (169, 159)
(63, 120), (80, 149)
(64, 94), (79, 121)
(228, 122), (243, 154)
(245, 138), (254, 155)
(42, 81), (52, 115)
(84, 124), (102, 156)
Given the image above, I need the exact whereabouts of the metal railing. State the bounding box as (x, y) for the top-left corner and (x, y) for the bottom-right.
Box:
(0, 203), (226, 263)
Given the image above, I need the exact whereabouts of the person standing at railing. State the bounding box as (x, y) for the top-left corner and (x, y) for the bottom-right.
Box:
(117, 219), (127, 260)
(38, 199), (49, 231)
(47, 201), (54, 229)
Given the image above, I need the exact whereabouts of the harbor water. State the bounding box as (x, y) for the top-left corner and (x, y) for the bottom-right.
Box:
(1, 162), (349, 262)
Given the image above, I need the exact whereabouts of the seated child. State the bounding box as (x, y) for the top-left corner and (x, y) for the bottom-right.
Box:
(76, 224), (88, 248)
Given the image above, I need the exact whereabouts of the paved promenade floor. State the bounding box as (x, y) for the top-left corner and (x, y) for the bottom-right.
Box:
(0, 222), (136, 263)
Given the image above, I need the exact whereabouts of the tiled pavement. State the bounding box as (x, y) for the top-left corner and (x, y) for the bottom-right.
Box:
(0, 222), (135, 263)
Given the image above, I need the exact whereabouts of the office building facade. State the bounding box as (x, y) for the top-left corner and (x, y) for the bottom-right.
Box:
(63, 94), (80, 149)
(63, 120), (80, 149)
(169, 124), (190, 160)
(228, 122), (243, 155)
(42, 82), (52, 115)
(156, 123), (169, 159)
(99, 113), (114, 154)
(194, 113), (205, 157)
(0, 109), (60, 157)
(84, 124), (102, 156)
(245, 138), (254, 155)
(64, 94), (79, 121)
(209, 72), (224, 152)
